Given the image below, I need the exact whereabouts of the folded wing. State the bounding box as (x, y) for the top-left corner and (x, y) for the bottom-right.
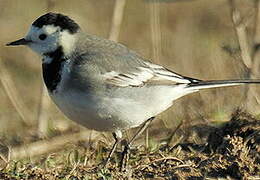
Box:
(103, 61), (200, 87)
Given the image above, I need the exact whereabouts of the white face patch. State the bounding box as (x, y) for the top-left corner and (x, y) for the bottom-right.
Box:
(59, 30), (77, 56)
(25, 25), (77, 57)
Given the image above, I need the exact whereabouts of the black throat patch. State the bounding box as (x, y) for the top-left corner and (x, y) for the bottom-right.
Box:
(42, 46), (67, 93)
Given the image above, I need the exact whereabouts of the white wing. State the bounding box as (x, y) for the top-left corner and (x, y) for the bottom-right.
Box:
(103, 61), (199, 87)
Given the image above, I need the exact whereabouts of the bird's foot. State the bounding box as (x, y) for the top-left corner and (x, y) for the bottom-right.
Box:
(119, 144), (130, 171)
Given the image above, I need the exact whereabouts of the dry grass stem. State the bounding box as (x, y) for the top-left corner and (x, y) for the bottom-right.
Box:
(229, 0), (260, 112)
(109, 0), (126, 41)
(10, 131), (100, 160)
(149, 0), (162, 63)
(0, 58), (33, 124)
(246, 0), (260, 111)
(230, 7), (253, 68)
(135, 156), (185, 170)
(37, 86), (51, 138)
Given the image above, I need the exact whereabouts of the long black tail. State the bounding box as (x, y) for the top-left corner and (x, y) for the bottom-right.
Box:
(186, 79), (260, 90)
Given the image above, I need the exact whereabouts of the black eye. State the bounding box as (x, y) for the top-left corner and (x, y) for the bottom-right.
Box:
(39, 34), (47, 40)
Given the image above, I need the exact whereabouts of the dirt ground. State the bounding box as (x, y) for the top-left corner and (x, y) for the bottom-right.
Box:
(0, 110), (259, 179)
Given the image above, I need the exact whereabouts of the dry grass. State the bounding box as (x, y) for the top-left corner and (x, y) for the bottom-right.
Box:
(0, 110), (259, 179)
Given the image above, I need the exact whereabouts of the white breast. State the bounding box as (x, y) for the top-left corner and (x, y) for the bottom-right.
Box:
(49, 82), (194, 132)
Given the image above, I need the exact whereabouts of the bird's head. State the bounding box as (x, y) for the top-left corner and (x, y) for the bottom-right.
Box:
(7, 12), (80, 58)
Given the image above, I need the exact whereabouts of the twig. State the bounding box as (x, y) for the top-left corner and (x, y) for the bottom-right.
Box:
(37, 86), (51, 137)
(229, 2), (253, 68)
(0, 58), (33, 124)
(172, 164), (191, 170)
(145, 125), (149, 149)
(10, 131), (101, 160)
(134, 156), (184, 170)
(248, 0), (260, 107)
(245, 1), (260, 111)
(228, 0), (260, 113)
(149, 0), (162, 63)
(252, 0), (260, 39)
(109, 0), (127, 41)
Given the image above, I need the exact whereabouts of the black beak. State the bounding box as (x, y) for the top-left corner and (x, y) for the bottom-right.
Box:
(6, 38), (31, 46)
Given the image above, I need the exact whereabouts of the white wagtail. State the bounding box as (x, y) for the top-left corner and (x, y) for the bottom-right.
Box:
(7, 12), (260, 168)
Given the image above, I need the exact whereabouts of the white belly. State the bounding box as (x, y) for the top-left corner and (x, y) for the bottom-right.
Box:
(49, 91), (124, 132)
(49, 84), (194, 132)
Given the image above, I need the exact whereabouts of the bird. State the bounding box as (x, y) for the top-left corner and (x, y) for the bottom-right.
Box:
(6, 12), (260, 169)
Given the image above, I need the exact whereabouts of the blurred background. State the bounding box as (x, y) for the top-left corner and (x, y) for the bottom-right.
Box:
(0, 0), (259, 159)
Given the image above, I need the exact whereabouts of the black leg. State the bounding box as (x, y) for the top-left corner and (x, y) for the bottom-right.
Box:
(103, 130), (122, 168)
(120, 117), (155, 171)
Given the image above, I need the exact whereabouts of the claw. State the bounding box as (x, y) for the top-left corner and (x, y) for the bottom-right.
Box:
(120, 144), (130, 171)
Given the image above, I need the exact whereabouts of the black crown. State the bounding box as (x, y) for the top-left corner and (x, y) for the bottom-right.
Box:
(32, 12), (80, 34)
